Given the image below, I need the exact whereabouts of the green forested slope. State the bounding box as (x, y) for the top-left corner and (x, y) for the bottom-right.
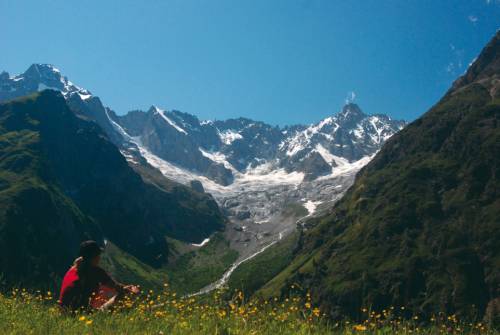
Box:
(0, 91), (226, 288)
(257, 31), (500, 319)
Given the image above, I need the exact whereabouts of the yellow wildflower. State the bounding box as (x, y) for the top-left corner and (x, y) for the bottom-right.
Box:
(353, 324), (367, 331)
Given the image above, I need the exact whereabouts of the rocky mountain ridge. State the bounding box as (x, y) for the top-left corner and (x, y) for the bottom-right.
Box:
(114, 102), (405, 186)
(1, 65), (405, 188)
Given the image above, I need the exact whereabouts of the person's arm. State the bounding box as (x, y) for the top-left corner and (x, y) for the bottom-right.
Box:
(96, 267), (126, 293)
(97, 267), (139, 294)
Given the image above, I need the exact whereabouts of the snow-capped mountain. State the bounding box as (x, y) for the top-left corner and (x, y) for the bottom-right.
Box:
(0, 64), (407, 275)
(278, 103), (406, 180)
(115, 106), (234, 185)
(0, 64), (127, 145)
(0, 64), (406, 193)
(113, 102), (404, 184)
(0, 65), (405, 189)
(0, 64), (92, 101)
(105, 85), (405, 264)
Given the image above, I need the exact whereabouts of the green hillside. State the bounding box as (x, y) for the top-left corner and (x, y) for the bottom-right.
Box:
(253, 31), (500, 321)
(227, 232), (300, 297)
(99, 233), (238, 294)
(0, 91), (226, 289)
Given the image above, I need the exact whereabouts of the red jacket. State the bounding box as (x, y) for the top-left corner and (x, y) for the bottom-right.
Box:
(59, 265), (123, 311)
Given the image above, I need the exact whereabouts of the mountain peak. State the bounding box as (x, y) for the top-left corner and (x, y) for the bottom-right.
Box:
(0, 64), (92, 102)
(148, 105), (164, 114)
(23, 63), (62, 80)
(336, 103), (366, 124)
(452, 30), (500, 91)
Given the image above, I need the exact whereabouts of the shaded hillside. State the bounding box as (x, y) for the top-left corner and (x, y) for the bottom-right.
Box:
(0, 91), (225, 287)
(256, 32), (500, 319)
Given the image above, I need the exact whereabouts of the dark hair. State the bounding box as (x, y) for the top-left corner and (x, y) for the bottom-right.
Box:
(76, 240), (103, 278)
(79, 240), (103, 259)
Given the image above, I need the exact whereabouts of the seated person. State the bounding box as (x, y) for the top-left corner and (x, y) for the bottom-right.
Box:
(59, 240), (139, 311)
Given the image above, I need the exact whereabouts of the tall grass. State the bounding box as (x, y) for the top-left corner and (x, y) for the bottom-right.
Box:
(0, 287), (496, 334)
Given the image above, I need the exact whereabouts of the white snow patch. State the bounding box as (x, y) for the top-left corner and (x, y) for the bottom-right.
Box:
(31, 72), (92, 100)
(138, 145), (304, 199)
(313, 144), (336, 164)
(317, 154), (375, 180)
(78, 92), (92, 100)
(316, 116), (334, 130)
(43, 64), (61, 73)
(153, 106), (188, 134)
(285, 140), (305, 156)
(37, 83), (60, 92)
(199, 148), (237, 172)
(105, 109), (137, 141)
(353, 125), (365, 139)
(321, 133), (334, 140)
(218, 129), (243, 145)
(192, 238), (210, 247)
(366, 116), (390, 144)
(303, 200), (322, 215)
(280, 117), (340, 157)
(120, 150), (139, 165)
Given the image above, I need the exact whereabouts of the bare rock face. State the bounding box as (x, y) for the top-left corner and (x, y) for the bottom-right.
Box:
(296, 152), (332, 181)
(190, 179), (205, 193)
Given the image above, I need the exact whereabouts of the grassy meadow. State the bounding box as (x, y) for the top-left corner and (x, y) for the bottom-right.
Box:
(0, 286), (497, 335)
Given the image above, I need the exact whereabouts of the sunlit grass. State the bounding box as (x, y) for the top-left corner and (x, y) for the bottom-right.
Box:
(0, 286), (496, 334)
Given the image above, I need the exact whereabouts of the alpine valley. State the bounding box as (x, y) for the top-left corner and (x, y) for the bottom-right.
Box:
(0, 63), (405, 293)
(234, 30), (500, 322)
(3, 2), (500, 332)
(2, 29), (500, 326)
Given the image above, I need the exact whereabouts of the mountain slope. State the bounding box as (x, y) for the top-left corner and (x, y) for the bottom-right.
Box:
(119, 106), (234, 185)
(0, 64), (126, 147)
(0, 91), (225, 287)
(0, 64), (406, 189)
(113, 103), (405, 186)
(255, 31), (500, 319)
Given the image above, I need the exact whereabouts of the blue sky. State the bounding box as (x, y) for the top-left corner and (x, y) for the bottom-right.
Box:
(2, 0), (500, 126)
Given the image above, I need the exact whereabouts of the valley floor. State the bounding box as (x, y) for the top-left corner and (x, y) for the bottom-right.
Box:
(0, 289), (496, 335)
